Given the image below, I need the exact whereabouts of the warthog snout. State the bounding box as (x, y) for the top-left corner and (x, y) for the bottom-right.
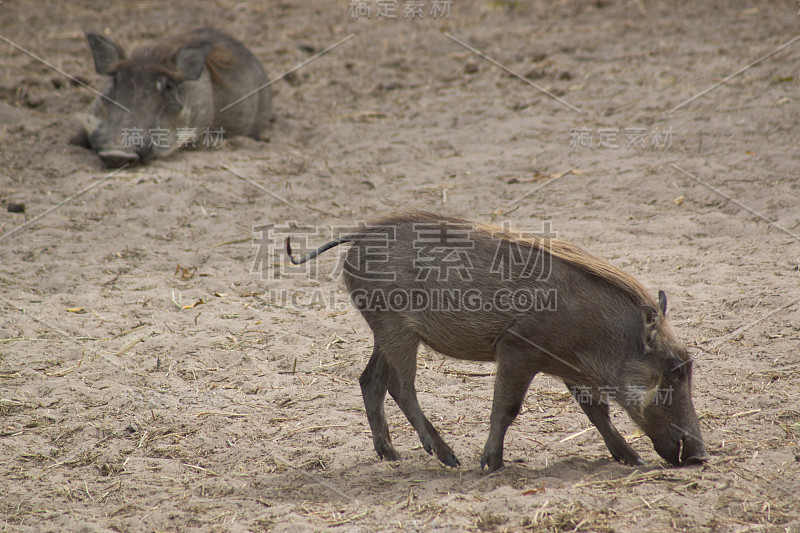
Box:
(678, 428), (710, 466)
(652, 424), (710, 467)
(97, 149), (139, 168)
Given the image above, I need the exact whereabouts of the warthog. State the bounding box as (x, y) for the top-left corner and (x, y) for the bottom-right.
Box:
(287, 210), (709, 471)
(73, 27), (271, 166)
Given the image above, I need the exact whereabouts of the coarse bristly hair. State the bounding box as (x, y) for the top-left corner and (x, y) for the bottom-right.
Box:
(366, 209), (662, 310)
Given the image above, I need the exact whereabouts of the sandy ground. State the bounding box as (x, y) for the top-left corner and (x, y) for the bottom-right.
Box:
(2, 0), (800, 531)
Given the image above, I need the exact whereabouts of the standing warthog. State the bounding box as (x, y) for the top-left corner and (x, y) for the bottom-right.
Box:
(286, 210), (709, 471)
(73, 27), (271, 167)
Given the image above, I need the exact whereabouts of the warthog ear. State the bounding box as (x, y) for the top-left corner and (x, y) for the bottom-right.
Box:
(176, 42), (213, 81)
(86, 33), (126, 75)
(640, 305), (660, 352)
(657, 290), (667, 315)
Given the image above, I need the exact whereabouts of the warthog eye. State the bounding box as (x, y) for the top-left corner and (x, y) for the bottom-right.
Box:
(668, 357), (691, 381)
(108, 71), (121, 89)
(155, 77), (177, 93)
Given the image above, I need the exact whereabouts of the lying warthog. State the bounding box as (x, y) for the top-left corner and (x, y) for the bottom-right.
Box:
(73, 27), (271, 166)
(287, 211), (709, 471)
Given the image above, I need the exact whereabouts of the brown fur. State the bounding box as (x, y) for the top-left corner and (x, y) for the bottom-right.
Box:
(369, 210), (659, 307)
(108, 32), (239, 85)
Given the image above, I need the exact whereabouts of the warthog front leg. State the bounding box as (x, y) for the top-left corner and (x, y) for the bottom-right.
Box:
(481, 335), (539, 471)
(565, 381), (646, 466)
